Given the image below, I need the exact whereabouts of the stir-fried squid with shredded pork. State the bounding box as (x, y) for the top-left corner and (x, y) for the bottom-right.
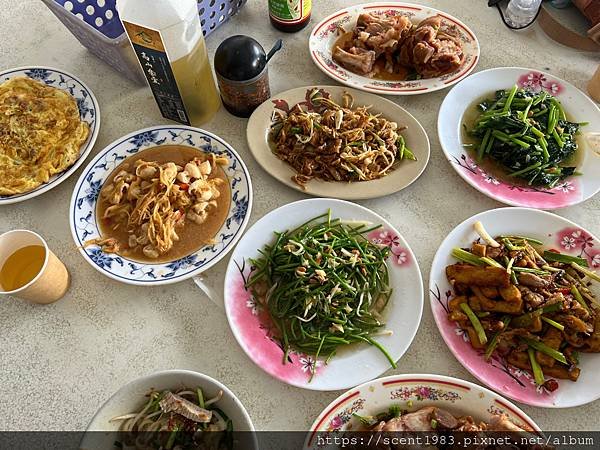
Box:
(110, 387), (233, 450)
(269, 88), (416, 188)
(86, 152), (228, 261)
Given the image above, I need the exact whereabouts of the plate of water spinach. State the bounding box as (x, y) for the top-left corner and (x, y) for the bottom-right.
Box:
(438, 67), (600, 209)
(223, 198), (424, 391)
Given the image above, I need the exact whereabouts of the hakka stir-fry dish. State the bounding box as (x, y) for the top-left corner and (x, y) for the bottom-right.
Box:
(333, 13), (464, 79)
(446, 222), (599, 390)
(270, 88), (415, 188)
(87, 146), (230, 262)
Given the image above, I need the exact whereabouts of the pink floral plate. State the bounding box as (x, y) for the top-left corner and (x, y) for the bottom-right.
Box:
(438, 67), (600, 209)
(429, 207), (600, 408)
(223, 198), (424, 391)
(305, 373), (540, 448)
(309, 2), (479, 95)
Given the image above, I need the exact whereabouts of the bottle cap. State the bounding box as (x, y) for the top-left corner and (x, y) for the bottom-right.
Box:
(214, 35), (266, 81)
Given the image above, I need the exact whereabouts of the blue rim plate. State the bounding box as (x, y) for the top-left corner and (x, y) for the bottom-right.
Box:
(69, 126), (253, 286)
(0, 66), (100, 205)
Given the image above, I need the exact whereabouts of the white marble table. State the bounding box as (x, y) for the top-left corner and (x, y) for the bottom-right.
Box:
(1, 0), (598, 431)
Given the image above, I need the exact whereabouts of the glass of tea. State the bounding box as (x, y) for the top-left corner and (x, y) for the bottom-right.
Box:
(0, 230), (70, 304)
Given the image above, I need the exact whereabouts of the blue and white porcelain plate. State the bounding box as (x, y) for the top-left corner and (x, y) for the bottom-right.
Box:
(0, 66), (100, 205)
(69, 126), (253, 286)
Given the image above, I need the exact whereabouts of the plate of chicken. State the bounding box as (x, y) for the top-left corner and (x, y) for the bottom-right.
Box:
(430, 207), (600, 408)
(309, 3), (479, 95)
(305, 373), (541, 450)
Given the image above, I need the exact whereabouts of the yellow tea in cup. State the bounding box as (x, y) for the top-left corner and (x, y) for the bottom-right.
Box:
(0, 230), (69, 304)
(0, 245), (46, 291)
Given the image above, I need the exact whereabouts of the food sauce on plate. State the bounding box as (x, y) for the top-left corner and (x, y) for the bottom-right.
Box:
(96, 145), (231, 263)
(461, 94), (583, 187)
(333, 32), (410, 81)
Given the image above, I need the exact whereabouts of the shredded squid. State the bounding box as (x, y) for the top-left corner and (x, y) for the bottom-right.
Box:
(269, 88), (416, 188)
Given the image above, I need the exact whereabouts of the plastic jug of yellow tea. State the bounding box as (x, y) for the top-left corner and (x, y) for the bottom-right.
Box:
(117, 0), (220, 125)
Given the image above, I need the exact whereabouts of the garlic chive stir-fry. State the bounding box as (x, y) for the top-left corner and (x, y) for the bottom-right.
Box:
(446, 222), (599, 390)
(246, 210), (395, 379)
(110, 387), (233, 450)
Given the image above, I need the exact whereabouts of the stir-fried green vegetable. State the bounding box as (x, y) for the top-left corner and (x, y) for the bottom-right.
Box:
(246, 211), (395, 380)
(467, 86), (584, 188)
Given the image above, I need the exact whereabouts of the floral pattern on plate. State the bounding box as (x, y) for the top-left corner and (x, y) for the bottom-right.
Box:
(0, 66), (100, 204)
(306, 374), (539, 448)
(228, 259), (326, 384)
(309, 2), (479, 95)
(451, 153), (582, 209)
(70, 126), (252, 285)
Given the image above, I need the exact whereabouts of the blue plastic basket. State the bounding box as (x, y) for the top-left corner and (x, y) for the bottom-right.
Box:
(42, 0), (247, 84)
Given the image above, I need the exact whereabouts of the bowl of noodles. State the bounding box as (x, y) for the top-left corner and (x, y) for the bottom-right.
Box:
(81, 370), (257, 450)
(69, 125), (252, 285)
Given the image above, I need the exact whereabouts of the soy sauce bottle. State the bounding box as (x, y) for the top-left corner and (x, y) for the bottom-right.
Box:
(269, 0), (311, 32)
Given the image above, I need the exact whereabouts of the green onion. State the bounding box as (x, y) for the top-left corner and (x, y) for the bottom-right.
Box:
(480, 256), (504, 268)
(452, 248), (484, 266)
(485, 316), (511, 360)
(528, 348), (545, 386)
(460, 303), (488, 345)
(521, 337), (567, 365)
(541, 316), (564, 331)
(570, 285), (591, 314)
(543, 251), (588, 267)
(570, 262), (600, 282)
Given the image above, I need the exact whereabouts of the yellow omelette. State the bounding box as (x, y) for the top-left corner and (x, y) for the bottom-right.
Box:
(0, 77), (90, 196)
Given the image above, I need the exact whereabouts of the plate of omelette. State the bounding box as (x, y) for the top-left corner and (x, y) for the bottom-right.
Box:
(0, 66), (100, 204)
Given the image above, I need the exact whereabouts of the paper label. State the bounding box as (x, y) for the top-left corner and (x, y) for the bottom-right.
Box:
(269, 0), (311, 22)
(122, 21), (190, 125)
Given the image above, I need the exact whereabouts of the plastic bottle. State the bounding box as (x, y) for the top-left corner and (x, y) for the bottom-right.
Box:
(117, 0), (220, 126)
(505, 0), (543, 28)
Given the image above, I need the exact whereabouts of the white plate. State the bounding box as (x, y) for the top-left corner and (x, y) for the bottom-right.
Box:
(438, 67), (600, 209)
(429, 207), (600, 408)
(81, 369), (257, 449)
(70, 126), (252, 286)
(223, 198), (424, 391)
(0, 66), (100, 204)
(309, 2), (479, 95)
(247, 86), (430, 199)
(305, 373), (540, 449)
